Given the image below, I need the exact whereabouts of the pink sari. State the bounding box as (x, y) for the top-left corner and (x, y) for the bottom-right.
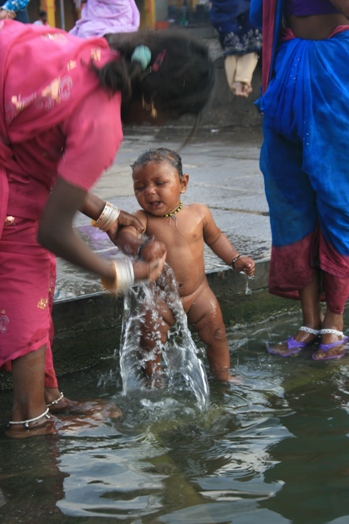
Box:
(0, 21), (123, 380)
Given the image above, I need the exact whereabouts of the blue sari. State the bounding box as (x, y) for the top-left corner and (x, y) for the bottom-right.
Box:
(253, 0), (349, 312)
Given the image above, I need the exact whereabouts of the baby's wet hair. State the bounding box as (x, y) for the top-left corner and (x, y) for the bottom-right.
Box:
(131, 148), (183, 179)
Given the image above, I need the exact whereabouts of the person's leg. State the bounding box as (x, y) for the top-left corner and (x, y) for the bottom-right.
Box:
(6, 345), (57, 438)
(268, 273), (322, 356)
(312, 273), (349, 360)
(224, 55), (238, 91)
(261, 125), (322, 355)
(187, 284), (233, 382)
(234, 52), (259, 97)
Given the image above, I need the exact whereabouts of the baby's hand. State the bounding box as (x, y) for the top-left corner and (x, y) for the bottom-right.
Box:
(234, 256), (255, 277)
(139, 239), (166, 263)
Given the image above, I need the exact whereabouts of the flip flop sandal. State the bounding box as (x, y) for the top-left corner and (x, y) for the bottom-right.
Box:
(268, 326), (320, 357)
(312, 329), (348, 361)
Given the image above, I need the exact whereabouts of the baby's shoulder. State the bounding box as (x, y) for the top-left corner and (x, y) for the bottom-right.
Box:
(134, 209), (148, 229)
(186, 202), (208, 213)
(186, 202), (211, 218)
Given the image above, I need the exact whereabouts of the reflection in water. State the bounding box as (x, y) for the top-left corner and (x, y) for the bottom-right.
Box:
(2, 314), (349, 523)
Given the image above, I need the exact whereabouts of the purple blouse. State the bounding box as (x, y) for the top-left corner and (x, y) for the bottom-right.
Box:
(284, 0), (340, 17)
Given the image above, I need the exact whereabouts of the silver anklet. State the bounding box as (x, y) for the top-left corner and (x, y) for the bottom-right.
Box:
(47, 391), (64, 407)
(8, 407), (51, 429)
(299, 326), (321, 335)
(320, 329), (344, 336)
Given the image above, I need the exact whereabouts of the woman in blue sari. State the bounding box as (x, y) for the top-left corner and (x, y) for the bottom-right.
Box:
(251, 0), (349, 360)
(210, 0), (262, 97)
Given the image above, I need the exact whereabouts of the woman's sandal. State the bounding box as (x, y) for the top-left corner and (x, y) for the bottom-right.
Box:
(231, 82), (252, 98)
(268, 326), (320, 357)
(312, 329), (348, 361)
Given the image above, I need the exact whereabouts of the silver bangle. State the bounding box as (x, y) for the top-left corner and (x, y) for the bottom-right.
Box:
(231, 254), (241, 269)
(91, 202), (120, 232)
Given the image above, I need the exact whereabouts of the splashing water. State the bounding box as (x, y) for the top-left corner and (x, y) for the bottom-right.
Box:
(119, 264), (210, 410)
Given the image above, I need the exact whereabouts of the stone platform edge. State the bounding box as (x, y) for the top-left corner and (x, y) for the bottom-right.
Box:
(0, 258), (301, 391)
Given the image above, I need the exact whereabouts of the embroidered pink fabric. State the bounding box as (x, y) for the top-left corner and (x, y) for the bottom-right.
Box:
(0, 21), (123, 376)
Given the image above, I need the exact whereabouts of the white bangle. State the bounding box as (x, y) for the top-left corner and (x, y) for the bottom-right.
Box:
(101, 259), (135, 295)
(91, 202), (120, 232)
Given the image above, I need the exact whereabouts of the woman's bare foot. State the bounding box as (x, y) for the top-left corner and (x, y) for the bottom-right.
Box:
(45, 391), (122, 419)
(5, 413), (59, 439)
(5, 401), (122, 439)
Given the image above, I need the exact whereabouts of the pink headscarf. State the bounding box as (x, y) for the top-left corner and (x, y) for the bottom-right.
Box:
(70, 0), (140, 39)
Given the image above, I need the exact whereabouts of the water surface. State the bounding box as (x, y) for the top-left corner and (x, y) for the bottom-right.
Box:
(1, 313), (349, 524)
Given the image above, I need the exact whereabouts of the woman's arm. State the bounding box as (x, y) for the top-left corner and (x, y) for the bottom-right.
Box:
(80, 191), (145, 242)
(38, 178), (164, 285)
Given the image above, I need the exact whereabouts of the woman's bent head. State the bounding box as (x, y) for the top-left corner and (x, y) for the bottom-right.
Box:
(94, 30), (216, 123)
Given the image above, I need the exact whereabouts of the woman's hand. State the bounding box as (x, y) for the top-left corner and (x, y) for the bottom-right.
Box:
(107, 209), (144, 243)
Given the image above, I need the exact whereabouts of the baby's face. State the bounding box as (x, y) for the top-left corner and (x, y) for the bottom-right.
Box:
(132, 160), (187, 217)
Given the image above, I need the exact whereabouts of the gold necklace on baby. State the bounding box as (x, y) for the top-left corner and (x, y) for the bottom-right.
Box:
(162, 201), (183, 220)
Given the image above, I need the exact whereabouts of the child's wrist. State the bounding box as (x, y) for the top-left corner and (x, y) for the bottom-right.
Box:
(231, 254), (241, 269)
(137, 240), (149, 259)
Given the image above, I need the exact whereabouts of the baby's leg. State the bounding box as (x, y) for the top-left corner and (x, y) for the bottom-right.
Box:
(140, 300), (175, 380)
(187, 285), (231, 382)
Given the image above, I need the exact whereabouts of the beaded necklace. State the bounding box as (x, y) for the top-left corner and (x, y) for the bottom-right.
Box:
(162, 201), (183, 219)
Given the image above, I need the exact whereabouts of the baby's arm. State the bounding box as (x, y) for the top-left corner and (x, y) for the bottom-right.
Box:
(202, 205), (255, 276)
(115, 210), (166, 262)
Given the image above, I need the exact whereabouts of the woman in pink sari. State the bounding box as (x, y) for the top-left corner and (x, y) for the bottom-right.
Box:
(0, 20), (215, 437)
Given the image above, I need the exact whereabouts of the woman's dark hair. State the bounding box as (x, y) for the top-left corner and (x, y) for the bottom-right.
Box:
(132, 148), (183, 178)
(92, 30), (215, 120)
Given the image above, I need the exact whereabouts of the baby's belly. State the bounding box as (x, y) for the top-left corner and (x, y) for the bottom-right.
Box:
(179, 276), (208, 312)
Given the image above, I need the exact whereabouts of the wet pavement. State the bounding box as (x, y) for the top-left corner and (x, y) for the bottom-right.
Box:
(56, 124), (270, 300)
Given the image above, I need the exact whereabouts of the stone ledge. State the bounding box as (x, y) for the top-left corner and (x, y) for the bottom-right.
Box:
(0, 258), (302, 391)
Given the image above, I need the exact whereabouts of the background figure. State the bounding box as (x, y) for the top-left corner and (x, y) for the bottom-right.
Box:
(210, 0), (262, 97)
(33, 9), (49, 25)
(70, 0), (140, 39)
(0, 0), (29, 22)
(250, 0), (349, 360)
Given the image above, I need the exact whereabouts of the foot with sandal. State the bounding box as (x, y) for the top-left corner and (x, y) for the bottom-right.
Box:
(267, 325), (321, 357)
(232, 81), (253, 98)
(268, 326), (348, 360)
